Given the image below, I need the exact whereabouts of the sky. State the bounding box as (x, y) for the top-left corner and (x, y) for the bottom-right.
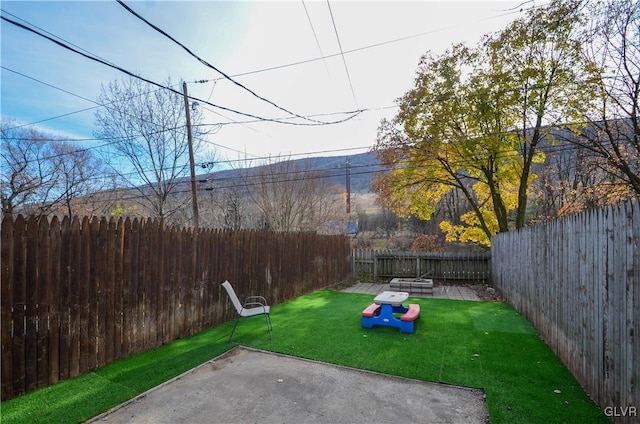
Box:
(1, 1), (543, 169)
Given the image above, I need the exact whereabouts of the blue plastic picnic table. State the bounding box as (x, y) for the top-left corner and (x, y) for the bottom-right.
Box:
(361, 291), (420, 333)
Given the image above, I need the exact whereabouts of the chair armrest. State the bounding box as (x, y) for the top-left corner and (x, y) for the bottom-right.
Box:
(242, 301), (268, 308)
(244, 295), (268, 306)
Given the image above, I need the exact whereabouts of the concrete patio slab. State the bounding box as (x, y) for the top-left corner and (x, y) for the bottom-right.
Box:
(89, 346), (488, 424)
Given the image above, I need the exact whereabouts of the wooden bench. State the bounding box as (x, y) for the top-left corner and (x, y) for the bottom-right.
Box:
(389, 278), (433, 295)
(361, 303), (381, 317)
(400, 304), (420, 322)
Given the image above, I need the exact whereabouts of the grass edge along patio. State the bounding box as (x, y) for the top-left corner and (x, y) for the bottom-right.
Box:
(1, 290), (608, 424)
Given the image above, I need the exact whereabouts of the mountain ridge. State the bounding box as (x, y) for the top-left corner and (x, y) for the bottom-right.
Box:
(201, 151), (381, 193)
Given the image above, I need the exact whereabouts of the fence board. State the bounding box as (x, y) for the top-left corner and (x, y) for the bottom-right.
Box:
(163, 226), (178, 345)
(48, 217), (60, 386)
(87, 217), (99, 371)
(120, 218), (132, 357)
(130, 218), (142, 355)
(1, 214), (15, 399)
(181, 228), (192, 338)
(153, 220), (164, 346)
(25, 217), (38, 393)
(174, 227), (186, 339)
(148, 219), (160, 349)
(113, 217), (124, 361)
(492, 199), (639, 423)
(103, 217), (116, 366)
(12, 215), (26, 396)
(36, 216), (50, 390)
(78, 217), (91, 373)
(97, 218), (108, 367)
(140, 218), (152, 351)
(58, 217), (71, 381)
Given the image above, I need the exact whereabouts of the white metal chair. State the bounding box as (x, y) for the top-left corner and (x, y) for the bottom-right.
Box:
(222, 280), (272, 341)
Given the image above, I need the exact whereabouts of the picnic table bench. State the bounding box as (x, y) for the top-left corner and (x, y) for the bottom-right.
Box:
(361, 291), (421, 333)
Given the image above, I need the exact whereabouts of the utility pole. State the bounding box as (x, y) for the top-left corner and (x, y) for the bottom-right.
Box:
(182, 81), (199, 230)
(346, 156), (351, 214)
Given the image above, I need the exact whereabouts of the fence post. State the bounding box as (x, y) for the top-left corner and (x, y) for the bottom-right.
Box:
(373, 250), (378, 280)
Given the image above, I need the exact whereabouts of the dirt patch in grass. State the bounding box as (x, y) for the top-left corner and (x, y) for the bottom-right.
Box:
(464, 283), (504, 302)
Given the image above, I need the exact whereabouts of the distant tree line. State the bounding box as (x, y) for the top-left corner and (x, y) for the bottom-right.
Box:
(1, 110), (347, 233)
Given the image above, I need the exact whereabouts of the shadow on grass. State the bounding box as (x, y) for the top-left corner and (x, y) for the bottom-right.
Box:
(2, 290), (607, 424)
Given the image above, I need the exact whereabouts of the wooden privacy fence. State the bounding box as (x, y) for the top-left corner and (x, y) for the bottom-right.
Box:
(491, 199), (639, 424)
(351, 249), (491, 281)
(1, 215), (351, 401)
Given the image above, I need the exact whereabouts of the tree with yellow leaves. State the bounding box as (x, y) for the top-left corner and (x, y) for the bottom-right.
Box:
(373, 0), (596, 246)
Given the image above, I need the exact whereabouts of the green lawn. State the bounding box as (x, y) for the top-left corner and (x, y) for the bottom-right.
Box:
(1, 290), (607, 423)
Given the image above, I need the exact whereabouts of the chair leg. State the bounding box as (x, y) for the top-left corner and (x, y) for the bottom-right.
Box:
(229, 316), (241, 342)
(265, 313), (272, 341)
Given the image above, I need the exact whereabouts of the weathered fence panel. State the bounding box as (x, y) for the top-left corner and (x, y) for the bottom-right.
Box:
(1, 215), (351, 401)
(352, 249), (491, 281)
(1, 215), (15, 399)
(492, 199), (639, 424)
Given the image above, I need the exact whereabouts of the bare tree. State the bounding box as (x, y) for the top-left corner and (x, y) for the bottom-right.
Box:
(572, 0), (640, 196)
(242, 156), (345, 232)
(529, 141), (617, 219)
(94, 77), (206, 224)
(2, 121), (54, 216)
(207, 185), (247, 230)
(50, 142), (108, 219)
(1, 120), (103, 218)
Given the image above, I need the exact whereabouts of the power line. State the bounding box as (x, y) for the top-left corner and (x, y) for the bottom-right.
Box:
(2, 110), (374, 171)
(65, 139), (606, 208)
(4, 53), (614, 175)
(2, 64), (370, 164)
(326, 0), (358, 108)
(195, 107), (373, 128)
(71, 160), (384, 206)
(6, 127), (617, 209)
(2, 65), (98, 107)
(2, 2), (542, 136)
(28, 118), (600, 182)
(116, 0), (344, 126)
(2, 64), (361, 165)
(3, 4), (590, 171)
(0, 8), (117, 67)
(2, 63), (367, 178)
(500, 1), (536, 12)
(1, 65), (198, 136)
(2, 3), (534, 134)
(199, 145), (374, 169)
(4, 101), (612, 175)
(1, 65), (158, 132)
(301, 0), (330, 75)
(199, 9), (529, 83)
(1, 13), (362, 127)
